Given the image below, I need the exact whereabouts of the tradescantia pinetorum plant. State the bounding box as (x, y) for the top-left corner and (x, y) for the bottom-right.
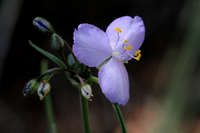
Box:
(24, 16), (145, 133)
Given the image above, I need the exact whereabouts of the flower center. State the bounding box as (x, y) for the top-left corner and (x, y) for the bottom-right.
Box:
(114, 27), (142, 61)
(123, 40), (132, 50)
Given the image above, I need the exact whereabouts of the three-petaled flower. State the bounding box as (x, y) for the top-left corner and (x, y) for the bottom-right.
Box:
(73, 16), (145, 105)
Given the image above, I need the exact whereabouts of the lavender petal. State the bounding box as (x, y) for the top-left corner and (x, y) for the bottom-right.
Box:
(98, 58), (130, 106)
(106, 16), (145, 61)
(73, 24), (112, 67)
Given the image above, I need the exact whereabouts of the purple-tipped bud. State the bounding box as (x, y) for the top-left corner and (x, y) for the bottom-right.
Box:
(37, 80), (51, 100)
(33, 17), (54, 35)
(23, 79), (39, 96)
(81, 84), (93, 101)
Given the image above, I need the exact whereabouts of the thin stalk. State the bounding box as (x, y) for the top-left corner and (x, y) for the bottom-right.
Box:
(62, 39), (79, 63)
(75, 75), (91, 133)
(112, 104), (127, 133)
(64, 72), (91, 133)
(63, 39), (72, 52)
(80, 92), (91, 133)
(38, 67), (63, 81)
(41, 59), (57, 133)
(60, 48), (67, 63)
(58, 37), (91, 133)
(44, 94), (57, 133)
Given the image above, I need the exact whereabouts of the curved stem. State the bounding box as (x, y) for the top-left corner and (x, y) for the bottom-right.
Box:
(112, 104), (127, 133)
(76, 75), (91, 133)
(38, 67), (63, 81)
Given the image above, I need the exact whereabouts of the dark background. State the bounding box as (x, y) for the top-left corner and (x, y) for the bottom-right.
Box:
(1, 0), (200, 133)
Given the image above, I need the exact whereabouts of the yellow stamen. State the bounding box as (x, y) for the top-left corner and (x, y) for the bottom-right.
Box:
(115, 27), (122, 32)
(124, 45), (132, 50)
(135, 54), (141, 61)
(124, 40), (128, 44)
(134, 50), (141, 56)
(134, 50), (142, 61)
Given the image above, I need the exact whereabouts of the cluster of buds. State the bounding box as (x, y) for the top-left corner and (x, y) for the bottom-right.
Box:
(24, 17), (95, 102)
(23, 79), (51, 100)
(33, 17), (64, 51)
(24, 73), (94, 101)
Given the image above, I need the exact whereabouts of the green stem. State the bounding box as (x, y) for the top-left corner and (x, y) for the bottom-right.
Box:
(41, 59), (57, 133)
(80, 92), (91, 133)
(64, 72), (91, 133)
(112, 104), (127, 133)
(44, 94), (57, 133)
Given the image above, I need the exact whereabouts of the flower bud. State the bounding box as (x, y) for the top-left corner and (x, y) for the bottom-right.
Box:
(37, 80), (51, 100)
(50, 33), (64, 51)
(67, 53), (76, 66)
(33, 17), (54, 35)
(23, 79), (38, 96)
(81, 84), (93, 101)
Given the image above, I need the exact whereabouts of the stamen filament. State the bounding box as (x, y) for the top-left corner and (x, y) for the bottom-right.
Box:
(127, 50), (142, 61)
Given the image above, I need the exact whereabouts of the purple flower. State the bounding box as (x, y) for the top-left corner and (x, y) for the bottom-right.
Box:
(73, 16), (145, 105)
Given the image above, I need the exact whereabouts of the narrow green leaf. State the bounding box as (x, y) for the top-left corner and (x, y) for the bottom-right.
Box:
(29, 40), (67, 69)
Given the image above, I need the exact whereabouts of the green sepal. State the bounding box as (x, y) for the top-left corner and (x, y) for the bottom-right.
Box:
(67, 53), (76, 67)
(86, 76), (98, 84)
(67, 54), (88, 76)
